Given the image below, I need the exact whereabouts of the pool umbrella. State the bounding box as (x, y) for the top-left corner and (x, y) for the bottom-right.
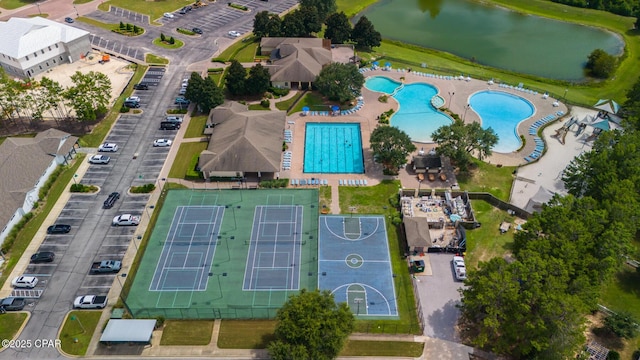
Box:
(385, 62), (391, 68)
(591, 120), (610, 131)
(332, 105), (340, 112)
(302, 106), (309, 112)
(593, 99), (620, 114)
(372, 61), (379, 67)
(449, 214), (462, 222)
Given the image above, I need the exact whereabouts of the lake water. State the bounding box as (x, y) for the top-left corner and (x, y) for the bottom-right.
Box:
(357, 0), (624, 80)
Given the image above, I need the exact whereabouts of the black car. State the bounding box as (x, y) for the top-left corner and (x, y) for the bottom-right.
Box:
(0, 297), (26, 312)
(103, 192), (121, 209)
(64, 17), (74, 23)
(30, 252), (55, 263)
(133, 83), (149, 90)
(192, 27), (203, 34)
(47, 224), (71, 234)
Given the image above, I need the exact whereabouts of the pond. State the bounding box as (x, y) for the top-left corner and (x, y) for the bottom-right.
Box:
(357, 0), (624, 80)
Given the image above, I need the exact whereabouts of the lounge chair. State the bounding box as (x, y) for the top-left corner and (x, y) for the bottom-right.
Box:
(363, 179), (368, 185)
(524, 157), (532, 162)
(339, 179), (343, 186)
(323, 179), (328, 185)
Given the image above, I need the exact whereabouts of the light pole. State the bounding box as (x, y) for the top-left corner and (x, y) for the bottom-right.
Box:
(73, 4), (79, 17)
(349, 206), (356, 218)
(448, 91), (455, 107)
(354, 298), (363, 315)
(563, 88), (568, 102)
(35, 2), (41, 15)
(463, 104), (471, 121)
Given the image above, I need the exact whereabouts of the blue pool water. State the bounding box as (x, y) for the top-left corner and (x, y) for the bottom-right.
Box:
(469, 91), (534, 153)
(304, 123), (364, 173)
(365, 77), (452, 142)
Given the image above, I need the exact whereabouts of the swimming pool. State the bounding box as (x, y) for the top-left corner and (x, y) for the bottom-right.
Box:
(469, 91), (535, 153)
(365, 77), (452, 142)
(304, 123), (364, 173)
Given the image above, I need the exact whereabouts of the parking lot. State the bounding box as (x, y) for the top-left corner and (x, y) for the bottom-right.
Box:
(415, 253), (465, 341)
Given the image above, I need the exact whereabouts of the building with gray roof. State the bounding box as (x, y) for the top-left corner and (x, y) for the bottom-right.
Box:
(0, 17), (90, 78)
(0, 129), (78, 246)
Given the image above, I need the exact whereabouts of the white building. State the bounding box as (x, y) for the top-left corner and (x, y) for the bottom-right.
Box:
(0, 129), (78, 247)
(0, 17), (91, 78)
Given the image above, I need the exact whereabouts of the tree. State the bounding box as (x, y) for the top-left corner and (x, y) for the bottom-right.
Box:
(431, 120), (498, 172)
(369, 126), (416, 174)
(282, 10), (306, 37)
(225, 60), (247, 96)
(185, 72), (224, 113)
(265, 14), (283, 37)
(604, 311), (639, 339)
(300, 6), (322, 35)
(253, 11), (271, 38)
(169, 36), (175, 45)
(300, 0), (336, 23)
(324, 12), (352, 44)
(351, 16), (381, 50)
(315, 63), (364, 102)
(585, 48), (616, 79)
(65, 71), (111, 122)
(133, 24), (139, 34)
(245, 63), (271, 96)
(267, 289), (353, 360)
(160, 33), (166, 42)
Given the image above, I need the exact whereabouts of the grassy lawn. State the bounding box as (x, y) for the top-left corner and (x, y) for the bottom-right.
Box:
(248, 103), (270, 110)
(235, 41), (259, 62)
(160, 320), (214, 345)
(0, 154), (85, 289)
(153, 37), (184, 49)
(0, 0), (29, 10)
(76, 17), (118, 32)
(98, 0), (193, 22)
(218, 320), (277, 348)
(168, 142), (208, 178)
(463, 201), (516, 269)
(73, 0), (93, 4)
(318, 185), (332, 213)
(215, 39), (253, 62)
(288, 92), (339, 115)
(208, 71), (224, 87)
(456, 160), (516, 201)
(59, 311), (103, 356)
(0, 313), (28, 342)
(146, 54), (169, 65)
(276, 92), (304, 112)
(80, 65), (147, 147)
(339, 180), (421, 334)
(184, 115), (208, 138)
(340, 340), (424, 357)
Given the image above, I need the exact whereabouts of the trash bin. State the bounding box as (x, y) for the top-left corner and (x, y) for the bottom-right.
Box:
(411, 260), (425, 273)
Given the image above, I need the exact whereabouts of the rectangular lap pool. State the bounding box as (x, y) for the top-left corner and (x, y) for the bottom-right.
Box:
(304, 123), (364, 174)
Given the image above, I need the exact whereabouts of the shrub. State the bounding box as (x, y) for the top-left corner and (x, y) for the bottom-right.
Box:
(604, 312), (639, 339)
(169, 37), (175, 45)
(133, 25), (139, 34)
(39, 165), (65, 200)
(211, 57), (227, 63)
(166, 109), (188, 114)
(378, 95), (388, 103)
(207, 68), (224, 73)
(160, 33), (166, 42)
(155, 316), (165, 329)
(130, 183), (156, 193)
(259, 179), (289, 188)
(388, 193), (400, 208)
(70, 183), (98, 193)
(120, 106), (130, 113)
(606, 351), (619, 360)
(119, 21), (125, 30)
(186, 155), (202, 180)
(126, 23), (132, 31)
(269, 87), (290, 97)
(260, 99), (270, 108)
(228, 2), (248, 11)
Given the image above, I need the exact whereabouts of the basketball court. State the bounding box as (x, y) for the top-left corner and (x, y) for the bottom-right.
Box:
(318, 215), (398, 318)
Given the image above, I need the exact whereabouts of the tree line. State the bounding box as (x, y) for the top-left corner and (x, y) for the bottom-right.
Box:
(0, 70), (111, 127)
(550, 0), (639, 18)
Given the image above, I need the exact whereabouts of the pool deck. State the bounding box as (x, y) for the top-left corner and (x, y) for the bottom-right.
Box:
(281, 68), (568, 201)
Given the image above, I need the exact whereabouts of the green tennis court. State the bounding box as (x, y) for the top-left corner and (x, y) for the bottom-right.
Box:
(125, 189), (319, 319)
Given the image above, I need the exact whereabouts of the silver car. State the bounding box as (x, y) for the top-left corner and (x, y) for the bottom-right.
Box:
(89, 155), (110, 164)
(98, 143), (118, 152)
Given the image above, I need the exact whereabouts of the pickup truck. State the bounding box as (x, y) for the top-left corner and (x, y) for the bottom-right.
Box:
(112, 214), (140, 226)
(90, 260), (122, 274)
(73, 295), (108, 309)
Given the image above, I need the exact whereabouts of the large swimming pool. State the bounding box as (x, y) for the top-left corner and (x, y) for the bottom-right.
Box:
(304, 123), (364, 173)
(469, 91), (534, 153)
(364, 77), (452, 143)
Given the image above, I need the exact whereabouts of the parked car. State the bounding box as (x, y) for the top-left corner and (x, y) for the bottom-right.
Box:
(228, 30), (241, 37)
(179, 87), (187, 95)
(12, 276), (38, 288)
(103, 192), (120, 209)
(165, 116), (182, 123)
(126, 96), (140, 103)
(90, 260), (122, 274)
(0, 297), (26, 311)
(452, 256), (467, 281)
(64, 17), (74, 23)
(47, 224), (71, 234)
(153, 139), (172, 147)
(181, 78), (189, 86)
(112, 214), (140, 226)
(98, 143), (118, 152)
(30, 252), (55, 263)
(163, 12), (174, 18)
(74, 295), (107, 309)
(174, 96), (190, 105)
(133, 83), (149, 90)
(124, 100), (140, 108)
(160, 122), (180, 130)
(192, 27), (203, 34)
(89, 155), (110, 164)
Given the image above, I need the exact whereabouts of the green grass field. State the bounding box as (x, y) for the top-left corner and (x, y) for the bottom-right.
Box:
(184, 115), (207, 138)
(160, 320), (214, 345)
(59, 311), (102, 356)
(168, 142), (208, 178)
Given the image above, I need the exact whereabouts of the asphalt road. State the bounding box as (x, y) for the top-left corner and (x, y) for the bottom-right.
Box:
(1, 1), (297, 358)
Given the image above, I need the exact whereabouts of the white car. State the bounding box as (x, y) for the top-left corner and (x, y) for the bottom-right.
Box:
(163, 12), (174, 18)
(12, 276), (38, 288)
(89, 155), (110, 164)
(453, 256), (465, 269)
(179, 87), (187, 95)
(112, 214), (140, 226)
(153, 139), (172, 147)
(98, 143), (118, 152)
(182, 78), (189, 86)
(228, 30), (241, 38)
(452, 256), (467, 281)
(125, 96), (140, 103)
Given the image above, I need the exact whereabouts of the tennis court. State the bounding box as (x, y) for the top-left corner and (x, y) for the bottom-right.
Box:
(126, 189), (319, 319)
(318, 215), (398, 317)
